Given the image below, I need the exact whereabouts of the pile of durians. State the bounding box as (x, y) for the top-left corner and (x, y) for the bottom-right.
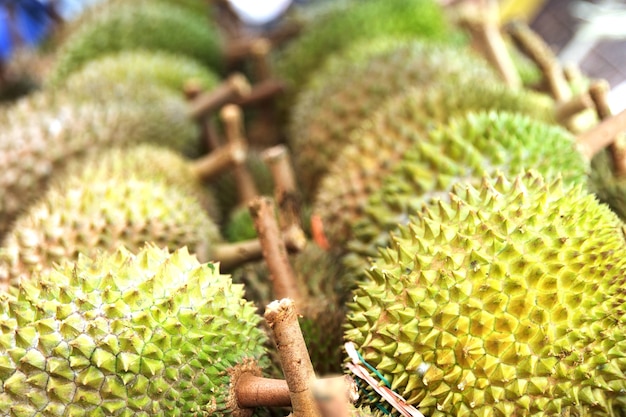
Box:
(1, 0), (626, 416)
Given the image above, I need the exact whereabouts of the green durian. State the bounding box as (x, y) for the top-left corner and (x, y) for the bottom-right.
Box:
(234, 244), (350, 376)
(49, 1), (223, 85)
(275, 0), (453, 99)
(589, 137), (626, 221)
(224, 206), (258, 243)
(313, 84), (556, 251)
(0, 244), (268, 416)
(0, 97), (200, 239)
(0, 170), (221, 288)
(60, 50), (221, 97)
(289, 40), (499, 198)
(58, 144), (222, 223)
(345, 171), (626, 416)
(344, 111), (588, 274)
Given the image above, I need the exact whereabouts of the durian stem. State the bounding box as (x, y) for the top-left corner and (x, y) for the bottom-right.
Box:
(190, 142), (247, 181)
(555, 92), (594, 124)
(576, 108), (626, 159)
(212, 227), (306, 271)
(459, 0), (521, 89)
(506, 20), (571, 101)
(184, 80), (222, 151)
(226, 36), (271, 64)
(214, 0), (244, 41)
(263, 145), (302, 231)
(233, 79), (287, 107)
(187, 73), (251, 120)
(249, 197), (303, 306)
(235, 375), (356, 409)
(265, 21), (303, 47)
(588, 80), (626, 175)
(221, 105), (260, 205)
(265, 299), (322, 417)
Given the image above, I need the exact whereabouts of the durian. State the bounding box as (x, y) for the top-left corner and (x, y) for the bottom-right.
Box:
(313, 84), (556, 250)
(48, 1), (223, 85)
(0, 98), (198, 238)
(0, 170), (220, 288)
(345, 111), (588, 272)
(289, 39), (499, 197)
(0, 244), (268, 416)
(275, 0), (453, 99)
(345, 171), (626, 416)
(59, 50), (221, 98)
(589, 139), (626, 221)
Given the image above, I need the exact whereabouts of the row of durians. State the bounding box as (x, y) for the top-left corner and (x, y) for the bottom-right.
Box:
(2, 0), (626, 416)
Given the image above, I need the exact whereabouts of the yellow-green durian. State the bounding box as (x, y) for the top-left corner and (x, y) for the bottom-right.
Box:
(58, 144), (221, 223)
(0, 98), (198, 239)
(0, 244), (268, 416)
(60, 50), (220, 97)
(0, 170), (221, 288)
(289, 40), (499, 198)
(345, 171), (626, 416)
(589, 139), (626, 221)
(313, 84), (556, 251)
(49, 1), (223, 85)
(344, 111), (588, 274)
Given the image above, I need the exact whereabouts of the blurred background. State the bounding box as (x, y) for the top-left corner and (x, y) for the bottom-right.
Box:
(0, 0), (624, 109)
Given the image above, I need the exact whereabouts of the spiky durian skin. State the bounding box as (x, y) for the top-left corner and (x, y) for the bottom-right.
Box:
(343, 111), (588, 274)
(345, 171), (626, 416)
(234, 245), (350, 376)
(313, 84), (556, 251)
(289, 40), (498, 198)
(60, 50), (220, 95)
(0, 98), (198, 239)
(0, 245), (267, 416)
(58, 145), (221, 224)
(49, 1), (222, 85)
(0, 171), (221, 288)
(588, 134), (626, 222)
(274, 0), (452, 98)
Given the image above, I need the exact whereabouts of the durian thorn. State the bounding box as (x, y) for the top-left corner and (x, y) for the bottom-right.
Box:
(555, 92), (594, 124)
(235, 374), (357, 411)
(264, 298), (323, 417)
(233, 79), (287, 107)
(458, 0), (521, 89)
(505, 20), (571, 101)
(576, 107), (626, 160)
(184, 79), (222, 151)
(221, 105), (260, 205)
(187, 73), (251, 120)
(263, 145), (302, 231)
(190, 142), (247, 181)
(588, 80), (626, 176)
(249, 197), (303, 306)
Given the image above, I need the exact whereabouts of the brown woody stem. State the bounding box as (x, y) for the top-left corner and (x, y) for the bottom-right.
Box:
(226, 36), (271, 64)
(221, 105), (260, 205)
(190, 142), (247, 181)
(264, 299), (322, 417)
(459, 0), (520, 89)
(506, 20), (571, 101)
(235, 375), (356, 409)
(265, 21), (303, 47)
(555, 92), (594, 124)
(188, 73), (251, 120)
(576, 108), (626, 159)
(249, 197), (303, 305)
(263, 145), (302, 231)
(184, 80), (222, 151)
(589, 80), (626, 175)
(234, 79), (287, 107)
